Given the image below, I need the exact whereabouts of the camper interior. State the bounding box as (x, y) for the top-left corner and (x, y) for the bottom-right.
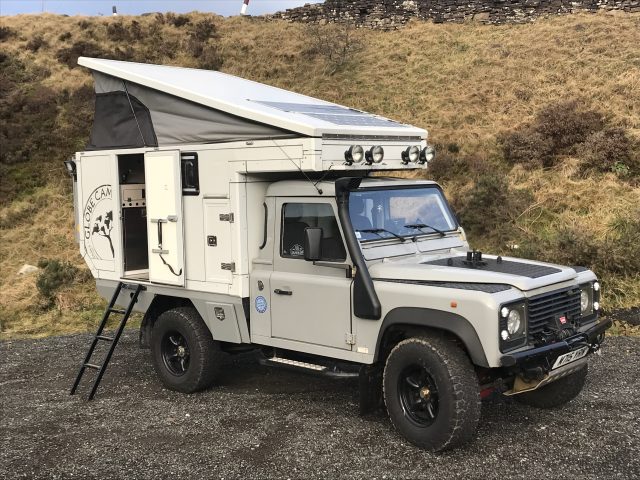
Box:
(118, 153), (148, 279)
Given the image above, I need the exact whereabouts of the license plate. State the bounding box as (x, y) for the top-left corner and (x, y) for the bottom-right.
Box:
(552, 346), (589, 369)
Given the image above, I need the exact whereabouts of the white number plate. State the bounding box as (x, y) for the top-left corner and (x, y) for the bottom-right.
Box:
(552, 346), (589, 369)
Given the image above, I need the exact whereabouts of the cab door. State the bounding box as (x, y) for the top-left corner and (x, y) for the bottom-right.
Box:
(144, 150), (185, 286)
(270, 199), (353, 350)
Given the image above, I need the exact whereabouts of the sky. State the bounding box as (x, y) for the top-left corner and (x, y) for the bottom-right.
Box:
(0, 1), (322, 16)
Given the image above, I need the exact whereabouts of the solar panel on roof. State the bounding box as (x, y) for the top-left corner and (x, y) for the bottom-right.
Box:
(304, 113), (403, 127)
(253, 100), (408, 127)
(255, 101), (350, 114)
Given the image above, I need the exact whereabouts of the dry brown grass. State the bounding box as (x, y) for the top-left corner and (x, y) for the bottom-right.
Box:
(0, 12), (638, 338)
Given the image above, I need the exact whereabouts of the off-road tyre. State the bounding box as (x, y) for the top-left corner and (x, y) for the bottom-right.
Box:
(150, 307), (224, 393)
(513, 364), (588, 409)
(383, 336), (481, 452)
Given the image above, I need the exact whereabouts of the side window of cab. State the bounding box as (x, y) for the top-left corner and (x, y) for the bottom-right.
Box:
(281, 203), (347, 261)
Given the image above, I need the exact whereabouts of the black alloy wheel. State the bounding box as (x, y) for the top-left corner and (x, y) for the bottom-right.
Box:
(150, 307), (224, 393)
(383, 336), (480, 451)
(161, 331), (191, 376)
(398, 365), (439, 427)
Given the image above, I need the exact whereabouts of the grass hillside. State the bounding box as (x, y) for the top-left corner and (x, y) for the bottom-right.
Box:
(0, 12), (639, 338)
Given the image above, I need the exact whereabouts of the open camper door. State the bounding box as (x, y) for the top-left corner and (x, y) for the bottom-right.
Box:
(144, 151), (185, 286)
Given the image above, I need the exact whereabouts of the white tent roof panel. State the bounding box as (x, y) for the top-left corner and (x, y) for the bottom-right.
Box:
(78, 57), (427, 139)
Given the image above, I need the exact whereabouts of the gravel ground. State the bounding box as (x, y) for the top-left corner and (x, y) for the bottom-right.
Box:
(1, 332), (638, 479)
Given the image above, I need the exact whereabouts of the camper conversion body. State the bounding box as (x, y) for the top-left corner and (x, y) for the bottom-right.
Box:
(69, 58), (610, 451)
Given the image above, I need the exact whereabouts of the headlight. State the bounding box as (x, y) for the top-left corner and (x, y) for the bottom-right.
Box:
(507, 310), (521, 335)
(420, 146), (435, 164)
(499, 301), (527, 352)
(401, 145), (420, 164)
(365, 145), (384, 164)
(344, 145), (364, 164)
(580, 290), (590, 313)
(580, 284), (594, 315)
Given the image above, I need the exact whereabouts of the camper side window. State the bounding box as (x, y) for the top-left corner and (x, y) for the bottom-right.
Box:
(181, 153), (199, 195)
(280, 203), (347, 261)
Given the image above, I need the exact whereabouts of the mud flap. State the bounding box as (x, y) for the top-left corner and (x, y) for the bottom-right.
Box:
(359, 363), (383, 415)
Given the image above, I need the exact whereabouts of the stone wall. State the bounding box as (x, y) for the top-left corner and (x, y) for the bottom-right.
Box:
(270, 0), (639, 28)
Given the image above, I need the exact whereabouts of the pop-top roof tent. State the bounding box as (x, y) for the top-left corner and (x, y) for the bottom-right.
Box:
(79, 57), (427, 150)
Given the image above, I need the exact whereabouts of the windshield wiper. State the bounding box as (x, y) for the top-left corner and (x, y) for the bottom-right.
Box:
(404, 223), (446, 237)
(356, 228), (407, 243)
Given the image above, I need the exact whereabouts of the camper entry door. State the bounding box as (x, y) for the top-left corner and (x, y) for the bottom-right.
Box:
(144, 151), (185, 286)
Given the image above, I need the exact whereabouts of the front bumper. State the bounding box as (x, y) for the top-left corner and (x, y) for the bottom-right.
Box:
(500, 318), (612, 370)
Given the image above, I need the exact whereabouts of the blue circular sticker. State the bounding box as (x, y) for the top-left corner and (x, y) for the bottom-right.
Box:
(255, 296), (268, 313)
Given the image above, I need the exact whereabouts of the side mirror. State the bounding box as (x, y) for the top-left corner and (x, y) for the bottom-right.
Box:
(303, 227), (323, 262)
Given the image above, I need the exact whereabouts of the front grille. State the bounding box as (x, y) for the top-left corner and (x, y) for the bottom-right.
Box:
(528, 287), (582, 342)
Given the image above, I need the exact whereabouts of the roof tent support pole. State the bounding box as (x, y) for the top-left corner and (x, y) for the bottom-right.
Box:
(122, 80), (147, 147)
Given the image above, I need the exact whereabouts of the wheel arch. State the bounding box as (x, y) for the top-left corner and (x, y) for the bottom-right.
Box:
(139, 295), (193, 349)
(374, 307), (489, 367)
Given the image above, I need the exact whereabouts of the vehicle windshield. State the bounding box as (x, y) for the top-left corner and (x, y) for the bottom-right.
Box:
(349, 186), (457, 242)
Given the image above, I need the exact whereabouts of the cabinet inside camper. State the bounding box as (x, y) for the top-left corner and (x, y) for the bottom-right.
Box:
(118, 154), (149, 279)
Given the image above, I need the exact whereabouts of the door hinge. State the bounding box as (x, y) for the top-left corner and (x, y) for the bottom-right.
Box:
(221, 262), (236, 273)
(219, 213), (234, 223)
(345, 333), (356, 345)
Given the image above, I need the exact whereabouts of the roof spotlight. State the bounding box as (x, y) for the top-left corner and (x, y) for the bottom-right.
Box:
(401, 145), (420, 164)
(420, 145), (436, 164)
(365, 145), (384, 165)
(344, 145), (364, 165)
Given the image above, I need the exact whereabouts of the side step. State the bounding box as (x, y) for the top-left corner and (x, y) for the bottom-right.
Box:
(259, 355), (359, 378)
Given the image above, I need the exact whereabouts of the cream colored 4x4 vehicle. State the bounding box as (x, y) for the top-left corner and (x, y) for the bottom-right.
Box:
(71, 59), (610, 452)
(248, 176), (610, 451)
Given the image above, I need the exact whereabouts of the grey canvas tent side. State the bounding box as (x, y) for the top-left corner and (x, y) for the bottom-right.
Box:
(87, 71), (298, 150)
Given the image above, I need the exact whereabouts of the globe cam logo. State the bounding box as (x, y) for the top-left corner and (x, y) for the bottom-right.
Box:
(83, 185), (114, 260)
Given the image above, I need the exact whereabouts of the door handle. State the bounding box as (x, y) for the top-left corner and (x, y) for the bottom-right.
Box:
(274, 289), (292, 296)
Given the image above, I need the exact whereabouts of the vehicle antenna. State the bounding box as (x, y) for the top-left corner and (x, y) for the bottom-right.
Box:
(270, 138), (323, 195)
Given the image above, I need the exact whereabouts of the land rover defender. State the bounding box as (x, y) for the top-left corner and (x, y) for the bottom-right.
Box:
(69, 58), (611, 451)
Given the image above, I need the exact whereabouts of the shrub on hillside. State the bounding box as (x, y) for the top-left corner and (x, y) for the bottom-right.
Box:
(0, 26), (15, 41)
(0, 85), (58, 165)
(535, 100), (604, 152)
(26, 34), (48, 52)
(500, 99), (610, 169)
(106, 21), (129, 42)
(427, 151), (492, 183)
(198, 44), (224, 70)
(190, 18), (218, 42)
(36, 259), (78, 308)
(58, 31), (72, 41)
(576, 128), (638, 178)
(305, 23), (363, 74)
(56, 40), (110, 68)
(500, 130), (553, 168)
(186, 19), (222, 70)
(454, 175), (532, 242)
(166, 13), (191, 27)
